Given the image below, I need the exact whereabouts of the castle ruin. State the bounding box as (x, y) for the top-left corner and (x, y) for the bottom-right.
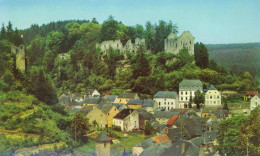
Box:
(11, 45), (26, 72)
(96, 38), (146, 57)
(164, 31), (194, 55)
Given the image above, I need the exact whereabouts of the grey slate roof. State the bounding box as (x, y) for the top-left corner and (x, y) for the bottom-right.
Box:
(127, 99), (156, 107)
(84, 97), (101, 104)
(113, 109), (135, 120)
(140, 142), (172, 156)
(154, 91), (177, 99)
(161, 140), (199, 156)
(136, 109), (154, 120)
(191, 130), (218, 146)
(183, 124), (206, 139)
(154, 111), (180, 119)
(118, 93), (137, 98)
(207, 85), (217, 90)
(59, 96), (79, 105)
(167, 128), (182, 142)
(96, 132), (111, 142)
(100, 104), (114, 114)
(179, 79), (203, 87)
(104, 95), (117, 102)
(134, 138), (155, 149)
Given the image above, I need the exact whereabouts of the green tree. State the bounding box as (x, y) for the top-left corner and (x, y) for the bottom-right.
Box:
(26, 66), (58, 105)
(193, 90), (204, 109)
(144, 122), (154, 136)
(71, 112), (91, 144)
(45, 31), (65, 54)
(217, 115), (248, 155)
(100, 16), (119, 41)
(188, 95), (193, 108)
(194, 42), (209, 69)
(0, 24), (7, 39)
(145, 21), (155, 52)
(132, 46), (150, 79)
(237, 106), (260, 156)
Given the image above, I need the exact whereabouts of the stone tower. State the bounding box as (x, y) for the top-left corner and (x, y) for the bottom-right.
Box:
(95, 132), (111, 156)
(164, 31), (195, 55)
(11, 45), (26, 72)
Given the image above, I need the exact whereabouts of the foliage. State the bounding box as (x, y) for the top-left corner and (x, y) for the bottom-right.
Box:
(144, 122), (155, 136)
(237, 106), (260, 156)
(217, 115), (248, 155)
(193, 90), (204, 109)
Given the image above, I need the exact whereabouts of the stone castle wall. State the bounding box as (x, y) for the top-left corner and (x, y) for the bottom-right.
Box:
(164, 31), (194, 55)
(96, 38), (146, 57)
(11, 45), (26, 72)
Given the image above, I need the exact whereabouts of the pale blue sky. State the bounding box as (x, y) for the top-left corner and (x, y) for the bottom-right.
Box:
(1, 0), (260, 44)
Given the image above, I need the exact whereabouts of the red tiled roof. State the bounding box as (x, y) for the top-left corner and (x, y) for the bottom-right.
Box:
(167, 115), (179, 126)
(152, 134), (171, 144)
(245, 91), (258, 96)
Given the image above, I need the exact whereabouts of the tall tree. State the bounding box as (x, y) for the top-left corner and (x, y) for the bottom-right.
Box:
(0, 24), (6, 39)
(132, 46), (150, 79)
(145, 21), (155, 52)
(194, 42), (209, 69)
(100, 16), (119, 41)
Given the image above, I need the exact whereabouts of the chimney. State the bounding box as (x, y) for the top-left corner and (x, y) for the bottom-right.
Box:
(181, 141), (185, 154)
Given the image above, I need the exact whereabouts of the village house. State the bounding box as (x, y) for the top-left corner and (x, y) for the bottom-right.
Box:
(136, 109), (154, 130)
(154, 111), (180, 125)
(104, 95), (118, 103)
(86, 104), (119, 128)
(116, 93), (139, 104)
(161, 140), (199, 156)
(205, 86), (221, 107)
(126, 99), (158, 113)
(82, 97), (102, 107)
(153, 91), (179, 111)
(244, 91), (258, 102)
(179, 79), (203, 108)
(113, 109), (139, 131)
(132, 134), (171, 156)
(250, 94), (260, 110)
(85, 89), (100, 98)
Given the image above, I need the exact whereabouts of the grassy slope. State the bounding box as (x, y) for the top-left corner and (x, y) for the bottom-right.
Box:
(206, 43), (260, 77)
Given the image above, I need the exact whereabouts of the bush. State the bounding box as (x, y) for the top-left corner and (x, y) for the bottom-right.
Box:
(112, 125), (121, 131)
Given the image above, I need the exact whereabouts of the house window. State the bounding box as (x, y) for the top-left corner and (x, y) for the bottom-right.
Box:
(186, 91), (187, 95)
(181, 97), (183, 100)
(104, 142), (106, 148)
(135, 121), (137, 127)
(168, 107), (169, 110)
(181, 91), (183, 95)
(117, 44), (119, 48)
(115, 108), (116, 111)
(217, 96), (219, 98)
(108, 113), (110, 116)
(159, 102), (161, 105)
(186, 97), (188, 100)
(168, 102), (169, 105)
(210, 96), (212, 99)
(164, 102), (166, 104)
(164, 99), (166, 101)
(171, 102), (173, 105)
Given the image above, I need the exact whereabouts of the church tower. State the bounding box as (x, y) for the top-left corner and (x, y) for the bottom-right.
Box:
(95, 132), (111, 156)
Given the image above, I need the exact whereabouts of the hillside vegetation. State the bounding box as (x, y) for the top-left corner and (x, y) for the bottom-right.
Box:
(206, 43), (260, 77)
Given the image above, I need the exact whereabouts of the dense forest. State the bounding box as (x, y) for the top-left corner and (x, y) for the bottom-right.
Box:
(0, 17), (259, 155)
(206, 43), (260, 77)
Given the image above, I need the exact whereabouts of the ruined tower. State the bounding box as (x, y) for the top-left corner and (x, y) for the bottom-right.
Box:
(164, 31), (195, 55)
(95, 132), (111, 156)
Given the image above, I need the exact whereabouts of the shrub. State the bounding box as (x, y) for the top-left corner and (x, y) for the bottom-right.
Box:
(112, 125), (121, 131)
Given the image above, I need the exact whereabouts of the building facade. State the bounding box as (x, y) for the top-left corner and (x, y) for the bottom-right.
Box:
(116, 93), (139, 104)
(164, 31), (195, 55)
(250, 94), (260, 110)
(205, 86), (221, 107)
(113, 109), (139, 131)
(179, 79), (203, 108)
(153, 91), (179, 111)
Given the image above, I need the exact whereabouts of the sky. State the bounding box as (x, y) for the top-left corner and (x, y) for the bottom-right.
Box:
(0, 0), (260, 44)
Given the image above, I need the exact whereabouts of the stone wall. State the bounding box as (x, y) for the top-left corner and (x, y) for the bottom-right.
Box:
(164, 31), (194, 55)
(96, 38), (146, 57)
(11, 45), (26, 72)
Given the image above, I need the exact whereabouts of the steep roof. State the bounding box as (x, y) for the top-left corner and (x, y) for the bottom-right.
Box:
(161, 140), (199, 156)
(154, 111), (180, 119)
(167, 128), (182, 142)
(95, 132), (111, 142)
(100, 104), (114, 114)
(191, 130), (218, 146)
(136, 109), (153, 120)
(167, 115), (179, 126)
(84, 97), (102, 104)
(184, 124), (206, 139)
(127, 99), (156, 107)
(179, 79), (203, 87)
(118, 93), (138, 99)
(113, 109), (135, 120)
(151, 134), (171, 144)
(104, 95), (118, 102)
(134, 138), (155, 149)
(154, 91), (177, 99)
(245, 91), (258, 96)
(59, 96), (79, 105)
(140, 142), (172, 156)
(207, 85), (217, 90)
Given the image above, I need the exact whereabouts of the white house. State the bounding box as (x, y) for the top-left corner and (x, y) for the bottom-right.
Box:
(153, 91), (179, 111)
(250, 94), (260, 110)
(113, 109), (139, 131)
(179, 79), (203, 108)
(205, 86), (221, 106)
(85, 89), (100, 98)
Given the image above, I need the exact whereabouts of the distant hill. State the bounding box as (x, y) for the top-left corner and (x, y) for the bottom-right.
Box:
(206, 43), (260, 77)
